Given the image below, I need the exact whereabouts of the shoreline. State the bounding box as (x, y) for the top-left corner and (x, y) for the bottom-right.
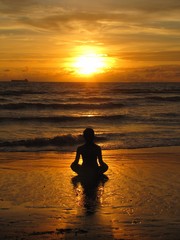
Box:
(0, 145), (179, 162)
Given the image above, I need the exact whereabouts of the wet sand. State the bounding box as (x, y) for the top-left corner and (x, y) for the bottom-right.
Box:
(0, 147), (180, 240)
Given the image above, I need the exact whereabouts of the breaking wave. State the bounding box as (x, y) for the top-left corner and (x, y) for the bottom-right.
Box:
(0, 102), (125, 110)
(0, 134), (107, 149)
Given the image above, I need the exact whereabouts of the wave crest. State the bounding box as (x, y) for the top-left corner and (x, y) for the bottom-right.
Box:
(0, 134), (107, 149)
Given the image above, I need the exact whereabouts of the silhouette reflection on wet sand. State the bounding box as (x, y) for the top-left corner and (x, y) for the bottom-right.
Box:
(71, 174), (109, 215)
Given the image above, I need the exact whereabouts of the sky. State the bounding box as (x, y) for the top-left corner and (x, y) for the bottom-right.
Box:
(0, 0), (180, 82)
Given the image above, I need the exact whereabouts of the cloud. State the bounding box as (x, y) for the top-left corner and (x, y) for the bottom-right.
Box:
(0, 0), (37, 13)
(9, 10), (179, 41)
(121, 51), (180, 62)
(98, 0), (180, 12)
(1, 0), (180, 36)
(97, 65), (180, 82)
(130, 65), (180, 82)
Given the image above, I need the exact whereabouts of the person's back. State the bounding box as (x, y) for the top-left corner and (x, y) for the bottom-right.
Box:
(71, 128), (108, 175)
(78, 143), (101, 168)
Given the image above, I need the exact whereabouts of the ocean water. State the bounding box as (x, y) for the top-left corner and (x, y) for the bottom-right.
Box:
(0, 81), (179, 152)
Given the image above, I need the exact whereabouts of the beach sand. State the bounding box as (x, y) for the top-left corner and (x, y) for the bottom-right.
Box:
(0, 147), (180, 240)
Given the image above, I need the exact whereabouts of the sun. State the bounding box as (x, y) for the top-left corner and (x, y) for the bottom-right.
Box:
(73, 53), (107, 75)
(66, 46), (116, 77)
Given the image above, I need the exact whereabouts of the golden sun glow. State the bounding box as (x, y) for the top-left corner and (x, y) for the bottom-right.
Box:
(65, 46), (116, 78)
(73, 53), (107, 75)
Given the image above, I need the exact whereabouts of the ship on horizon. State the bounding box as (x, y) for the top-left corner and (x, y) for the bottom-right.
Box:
(11, 79), (28, 83)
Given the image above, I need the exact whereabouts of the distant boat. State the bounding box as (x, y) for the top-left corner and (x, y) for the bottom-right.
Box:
(11, 79), (28, 83)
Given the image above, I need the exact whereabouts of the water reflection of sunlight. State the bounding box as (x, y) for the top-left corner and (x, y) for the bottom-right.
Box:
(74, 110), (99, 118)
(86, 114), (95, 118)
(82, 110), (99, 118)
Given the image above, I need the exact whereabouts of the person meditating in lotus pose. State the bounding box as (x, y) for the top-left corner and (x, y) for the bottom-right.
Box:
(71, 128), (108, 176)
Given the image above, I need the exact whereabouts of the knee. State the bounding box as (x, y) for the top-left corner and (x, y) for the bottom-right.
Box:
(71, 162), (81, 173)
(100, 163), (108, 173)
(103, 163), (108, 172)
(70, 162), (76, 171)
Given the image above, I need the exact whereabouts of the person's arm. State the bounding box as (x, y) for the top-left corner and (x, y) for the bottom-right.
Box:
(73, 147), (81, 164)
(70, 147), (81, 172)
(97, 146), (108, 172)
(97, 146), (104, 166)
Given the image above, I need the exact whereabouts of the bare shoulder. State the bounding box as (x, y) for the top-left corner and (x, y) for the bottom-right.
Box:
(77, 144), (85, 152)
(94, 144), (101, 152)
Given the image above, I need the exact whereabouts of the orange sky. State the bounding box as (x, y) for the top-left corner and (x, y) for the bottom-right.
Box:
(0, 0), (180, 81)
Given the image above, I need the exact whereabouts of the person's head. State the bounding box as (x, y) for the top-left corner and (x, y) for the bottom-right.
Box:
(83, 128), (95, 143)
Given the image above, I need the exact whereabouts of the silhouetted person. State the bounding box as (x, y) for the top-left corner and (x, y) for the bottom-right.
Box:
(71, 128), (108, 176)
